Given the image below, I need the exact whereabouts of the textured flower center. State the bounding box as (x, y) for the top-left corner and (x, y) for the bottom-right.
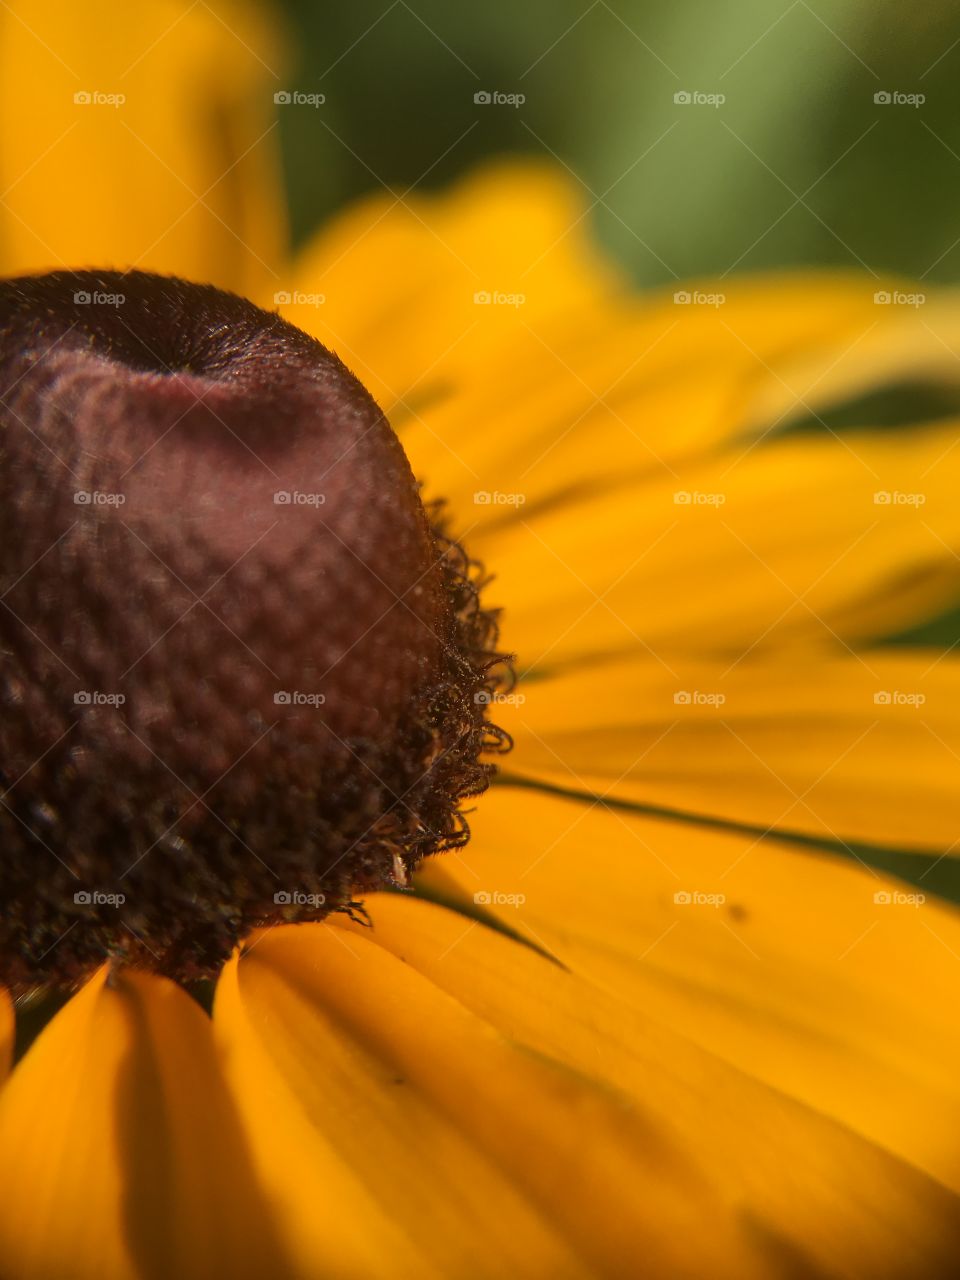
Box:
(0, 271), (509, 992)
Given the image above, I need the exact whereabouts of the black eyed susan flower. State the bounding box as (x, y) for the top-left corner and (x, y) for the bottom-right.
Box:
(1, 3), (960, 1278)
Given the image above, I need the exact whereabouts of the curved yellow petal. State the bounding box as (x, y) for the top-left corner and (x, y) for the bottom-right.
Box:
(502, 650), (960, 851)
(418, 787), (960, 1207)
(475, 421), (960, 670)
(0, 966), (289, 1280)
(215, 923), (766, 1280)
(0, 0), (286, 298)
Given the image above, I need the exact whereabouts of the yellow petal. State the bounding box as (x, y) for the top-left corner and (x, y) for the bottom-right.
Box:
(474, 421), (960, 670)
(286, 166), (960, 537)
(281, 159), (622, 411)
(0, 966), (289, 1279)
(357, 892), (960, 1278)
(215, 922), (768, 1279)
(504, 650), (960, 849)
(744, 285), (960, 434)
(219, 894), (960, 1278)
(502, 650), (960, 851)
(417, 787), (960, 1206)
(398, 278), (960, 533)
(0, 0), (286, 298)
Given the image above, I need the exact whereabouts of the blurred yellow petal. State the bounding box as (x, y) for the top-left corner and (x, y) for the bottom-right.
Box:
(474, 421), (960, 670)
(502, 651), (960, 851)
(418, 787), (960, 1204)
(745, 286), (960, 433)
(0, 966), (288, 1280)
(280, 160), (622, 410)
(0, 0), (286, 297)
(285, 163), (950, 415)
(285, 166), (960, 537)
(398, 278), (960, 532)
(215, 922), (767, 1280)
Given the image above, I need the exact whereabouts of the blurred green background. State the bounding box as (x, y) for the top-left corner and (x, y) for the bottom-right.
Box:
(274, 0), (960, 286)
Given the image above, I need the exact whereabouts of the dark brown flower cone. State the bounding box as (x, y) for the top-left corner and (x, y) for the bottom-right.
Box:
(0, 271), (510, 991)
